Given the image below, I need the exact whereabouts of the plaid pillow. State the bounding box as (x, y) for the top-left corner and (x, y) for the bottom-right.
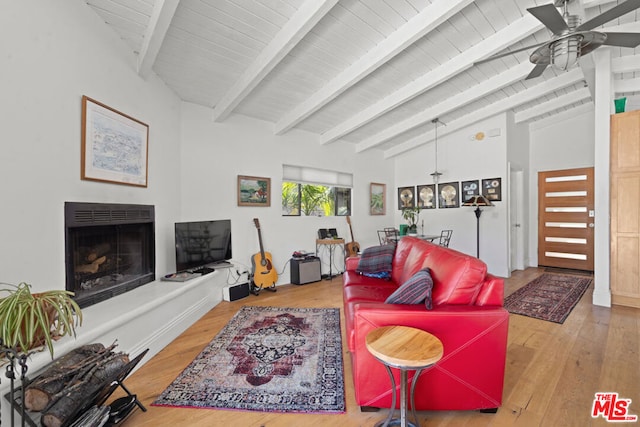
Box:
(385, 268), (434, 309)
(356, 244), (395, 275)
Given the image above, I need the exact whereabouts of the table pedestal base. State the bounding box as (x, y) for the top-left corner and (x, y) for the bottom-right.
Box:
(375, 366), (423, 427)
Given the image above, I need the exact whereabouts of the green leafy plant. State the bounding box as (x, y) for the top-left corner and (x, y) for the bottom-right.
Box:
(0, 282), (82, 357)
(402, 207), (421, 233)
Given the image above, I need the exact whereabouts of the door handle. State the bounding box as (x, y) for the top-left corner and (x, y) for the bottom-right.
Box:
(589, 223), (595, 228)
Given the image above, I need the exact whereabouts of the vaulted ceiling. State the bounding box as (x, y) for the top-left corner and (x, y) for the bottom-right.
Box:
(85, 0), (640, 158)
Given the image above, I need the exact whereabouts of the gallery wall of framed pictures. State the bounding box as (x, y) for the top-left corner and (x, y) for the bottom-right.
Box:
(398, 177), (502, 209)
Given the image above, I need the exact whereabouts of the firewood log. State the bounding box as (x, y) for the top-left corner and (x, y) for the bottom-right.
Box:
(41, 381), (104, 427)
(41, 353), (130, 427)
(74, 256), (106, 274)
(85, 243), (111, 262)
(24, 343), (107, 411)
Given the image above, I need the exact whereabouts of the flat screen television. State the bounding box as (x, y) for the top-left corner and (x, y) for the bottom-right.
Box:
(174, 219), (232, 272)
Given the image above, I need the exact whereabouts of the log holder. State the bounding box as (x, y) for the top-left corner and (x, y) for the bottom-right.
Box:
(1, 345), (148, 427)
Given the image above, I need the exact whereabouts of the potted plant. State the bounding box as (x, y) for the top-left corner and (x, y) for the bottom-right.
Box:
(0, 282), (82, 357)
(402, 207), (421, 235)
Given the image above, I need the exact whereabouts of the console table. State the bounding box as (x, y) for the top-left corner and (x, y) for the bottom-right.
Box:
(315, 238), (345, 280)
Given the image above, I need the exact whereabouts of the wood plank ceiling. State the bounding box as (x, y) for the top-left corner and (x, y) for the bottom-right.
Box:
(85, 0), (640, 158)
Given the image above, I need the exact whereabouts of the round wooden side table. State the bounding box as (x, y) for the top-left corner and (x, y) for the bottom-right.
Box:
(365, 326), (444, 427)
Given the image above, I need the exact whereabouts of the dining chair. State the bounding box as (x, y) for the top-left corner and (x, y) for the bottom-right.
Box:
(381, 228), (399, 245)
(438, 229), (453, 247)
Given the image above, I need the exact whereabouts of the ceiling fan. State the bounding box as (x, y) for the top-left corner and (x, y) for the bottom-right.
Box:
(479, 0), (640, 79)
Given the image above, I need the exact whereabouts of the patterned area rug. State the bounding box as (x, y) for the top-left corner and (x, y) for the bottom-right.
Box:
(152, 306), (345, 413)
(504, 273), (592, 324)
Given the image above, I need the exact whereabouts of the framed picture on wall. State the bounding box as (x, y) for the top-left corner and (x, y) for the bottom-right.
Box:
(81, 96), (149, 187)
(438, 182), (460, 208)
(461, 180), (480, 203)
(417, 184), (436, 209)
(370, 182), (386, 215)
(482, 177), (502, 201)
(237, 175), (271, 206)
(398, 186), (415, 209)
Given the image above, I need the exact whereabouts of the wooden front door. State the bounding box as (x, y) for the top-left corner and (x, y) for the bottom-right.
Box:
(538, 167), (595, 271)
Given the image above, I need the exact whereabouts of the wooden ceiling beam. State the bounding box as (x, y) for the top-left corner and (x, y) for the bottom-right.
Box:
(530, 103), (594, 131)
(355, 61), (533, 153)
(137, 0), (179, 79)
(514, 87), (592, 123)
(384, 68), (585, 158)
(320, 13), (544, 145)
(612, 53), (640, 73)
(212, 0), (338, 122)
(274, 0), (474, 135)
(614, 76), (640, 92)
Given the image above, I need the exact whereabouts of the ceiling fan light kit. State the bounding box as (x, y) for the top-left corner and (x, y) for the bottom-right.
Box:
(479, 0), (640, 79)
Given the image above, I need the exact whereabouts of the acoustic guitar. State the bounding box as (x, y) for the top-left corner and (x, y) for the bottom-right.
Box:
(251, 218), (278, 294)
(345, 216), (360, 257)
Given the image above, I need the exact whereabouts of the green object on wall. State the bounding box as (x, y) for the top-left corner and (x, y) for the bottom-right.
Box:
(615, 97), (626, 114)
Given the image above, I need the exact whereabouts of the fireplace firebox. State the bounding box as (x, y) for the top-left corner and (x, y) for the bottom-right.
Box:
(65, 202), (155, 308)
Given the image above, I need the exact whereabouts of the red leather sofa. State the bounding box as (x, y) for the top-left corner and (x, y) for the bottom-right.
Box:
(343, 236), (509, 412)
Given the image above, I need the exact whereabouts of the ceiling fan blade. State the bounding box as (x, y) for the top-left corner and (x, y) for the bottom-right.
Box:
(474, 41), (548, 65)
(602, 32), (640, 48)
(527, 4), (569, 35)
(576, 0), (640, 31)
(525, 63), (548, 80)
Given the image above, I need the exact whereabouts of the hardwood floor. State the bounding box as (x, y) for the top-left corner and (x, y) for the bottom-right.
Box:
(114, 268), (639, 426)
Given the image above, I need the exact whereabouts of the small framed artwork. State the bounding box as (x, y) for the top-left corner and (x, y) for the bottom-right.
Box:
(438, 182), (460, 208)
(238, 175), (271, 207)
(398, 186), (415, 209)
(81, 96), (149, 187)
(482, 177), (502, 202)
(461, 180), (480, 203)
(370, 182), (386, 215)
(417, 184), (436, 209)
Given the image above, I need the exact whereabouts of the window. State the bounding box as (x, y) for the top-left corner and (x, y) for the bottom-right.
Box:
(282, 165), (352, 217)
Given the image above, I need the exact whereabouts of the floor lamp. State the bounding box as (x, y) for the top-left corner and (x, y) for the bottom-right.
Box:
(461, 195), (493, 258)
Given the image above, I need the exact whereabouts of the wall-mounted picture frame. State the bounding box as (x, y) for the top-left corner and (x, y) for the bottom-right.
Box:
(370, 182), (386, 215)
(482, 177), (502, 201)
(417, 184), (436, 209)
(461, 180), (480, 203)
(398, 186), (415, 209)
(238, 175), (271, 207)
(81, 95), (149, 187)
(438, 182), (460, 208)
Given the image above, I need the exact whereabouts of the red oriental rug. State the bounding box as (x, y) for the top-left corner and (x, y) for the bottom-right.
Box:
(504, 273), (592, 324)
(152, 306), (345, 413)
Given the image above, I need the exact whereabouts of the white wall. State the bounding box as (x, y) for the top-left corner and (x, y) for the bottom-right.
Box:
(179, 103), (395, 282)
(528, 107), (596, 266)
(393, 114), (510, 277)
(0, 1), (188, 423)
(0, 1), (183, 290)
(507, 112), (532, 270)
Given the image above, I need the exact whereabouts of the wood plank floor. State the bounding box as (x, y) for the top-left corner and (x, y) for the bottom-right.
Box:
(113, 268), (639, 426)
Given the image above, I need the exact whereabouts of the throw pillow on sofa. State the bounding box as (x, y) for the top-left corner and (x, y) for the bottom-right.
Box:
(385, 268), (434, 309)
(356, 244), (395, 278)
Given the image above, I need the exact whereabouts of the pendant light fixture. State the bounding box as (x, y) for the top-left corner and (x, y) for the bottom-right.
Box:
(430, 118), (445, 184)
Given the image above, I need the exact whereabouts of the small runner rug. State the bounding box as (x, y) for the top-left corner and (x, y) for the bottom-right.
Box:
(504, 273), (592, 324)
(152, 306), (345, 413)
